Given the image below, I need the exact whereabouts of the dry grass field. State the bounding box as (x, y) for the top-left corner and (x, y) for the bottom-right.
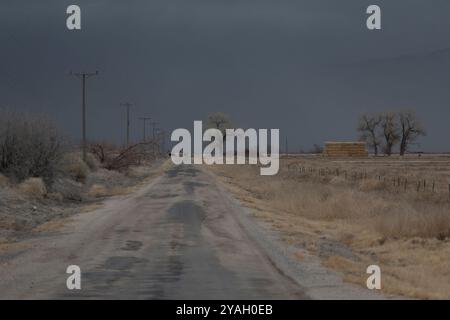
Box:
(209, 154), (450, 299)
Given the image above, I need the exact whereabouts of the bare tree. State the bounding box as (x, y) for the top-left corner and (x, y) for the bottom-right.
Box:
(357, 113), (382, 155)
(379, 112), (399, 156)
(206, 112), (232, 135)
(398, 110), (426, 156)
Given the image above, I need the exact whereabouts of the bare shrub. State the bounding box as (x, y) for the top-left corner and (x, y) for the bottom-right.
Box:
(84, 153), (100, 171)
(86, 168), (129, 187)
(59, 152), (90, 183)
(18, 177), (47, 198)
(0, 109), (65, 184)
(51, 177), (84, 201)
(89, 142), (116, 165)
(90, 142), (156, 171)
(127, 166), (151, 178)
(47, 192), (64, 202)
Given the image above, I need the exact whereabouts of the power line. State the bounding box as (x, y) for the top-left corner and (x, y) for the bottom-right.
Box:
(70, 71), (98, 162)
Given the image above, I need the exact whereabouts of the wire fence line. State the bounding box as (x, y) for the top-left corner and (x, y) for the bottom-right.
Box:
(285, 162), (450, 198)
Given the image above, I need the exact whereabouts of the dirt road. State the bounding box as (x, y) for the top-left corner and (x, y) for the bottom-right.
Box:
(0, 165), (309, 299)
(0, 164), (387, 299)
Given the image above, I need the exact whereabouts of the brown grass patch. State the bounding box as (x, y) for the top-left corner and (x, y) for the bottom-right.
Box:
(0, 241), (31, 254)
(32, 218), (72, 233)
(18, 177), (47, 198)
(209, 156), (450, 299)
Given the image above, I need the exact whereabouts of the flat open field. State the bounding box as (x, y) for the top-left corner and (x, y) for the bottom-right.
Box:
(209, 154), (450, 299)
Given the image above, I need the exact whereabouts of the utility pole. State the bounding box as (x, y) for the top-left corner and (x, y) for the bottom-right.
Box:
(121, 103), (134, 146)
(138, 117), (152, 142)
(70, 71), (98, 162)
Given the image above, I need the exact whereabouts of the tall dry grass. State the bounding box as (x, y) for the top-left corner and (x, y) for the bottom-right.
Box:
(220, 164), (450, 239)
(210, 158), (450, 299)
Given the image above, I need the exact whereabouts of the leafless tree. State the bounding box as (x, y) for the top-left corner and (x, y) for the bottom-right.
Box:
(379, 112), (399, 156)
(398, 110), (426, 156)
(206, 112), (232, 135)
(357, 113), (382, 155)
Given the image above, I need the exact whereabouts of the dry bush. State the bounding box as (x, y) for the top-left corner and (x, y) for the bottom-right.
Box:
(46, 192), (64, 202)
(0, 109), (65, 184)
(86, 168), (129, 188)
(88, 184), (109, 198)
(51, 177), (84, 201)
(0, 173), (9, 187)
(89, 142), (116, 165)
(84, 153), (100, 171)
(18, 177), (47, 198)
(90, 141), (157, 171)
(59, 153), (90, 183)
(127, 166), (151, 178)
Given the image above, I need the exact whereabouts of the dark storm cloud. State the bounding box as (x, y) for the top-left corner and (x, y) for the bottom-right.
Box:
(1, 0), (450, 151)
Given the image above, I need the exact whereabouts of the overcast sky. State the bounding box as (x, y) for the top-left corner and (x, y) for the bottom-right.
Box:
(1, 0), (450, 151)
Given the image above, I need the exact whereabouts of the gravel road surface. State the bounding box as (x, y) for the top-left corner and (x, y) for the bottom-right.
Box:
(0, 164), (386, 299)
(0, 165), (307, 299)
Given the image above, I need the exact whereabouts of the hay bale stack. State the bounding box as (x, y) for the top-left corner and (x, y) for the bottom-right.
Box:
(323, 141), (368, 158)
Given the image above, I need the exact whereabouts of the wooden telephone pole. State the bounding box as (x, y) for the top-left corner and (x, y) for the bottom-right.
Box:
(120, 103), (134, 146)
(70, 71), (98, 162)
